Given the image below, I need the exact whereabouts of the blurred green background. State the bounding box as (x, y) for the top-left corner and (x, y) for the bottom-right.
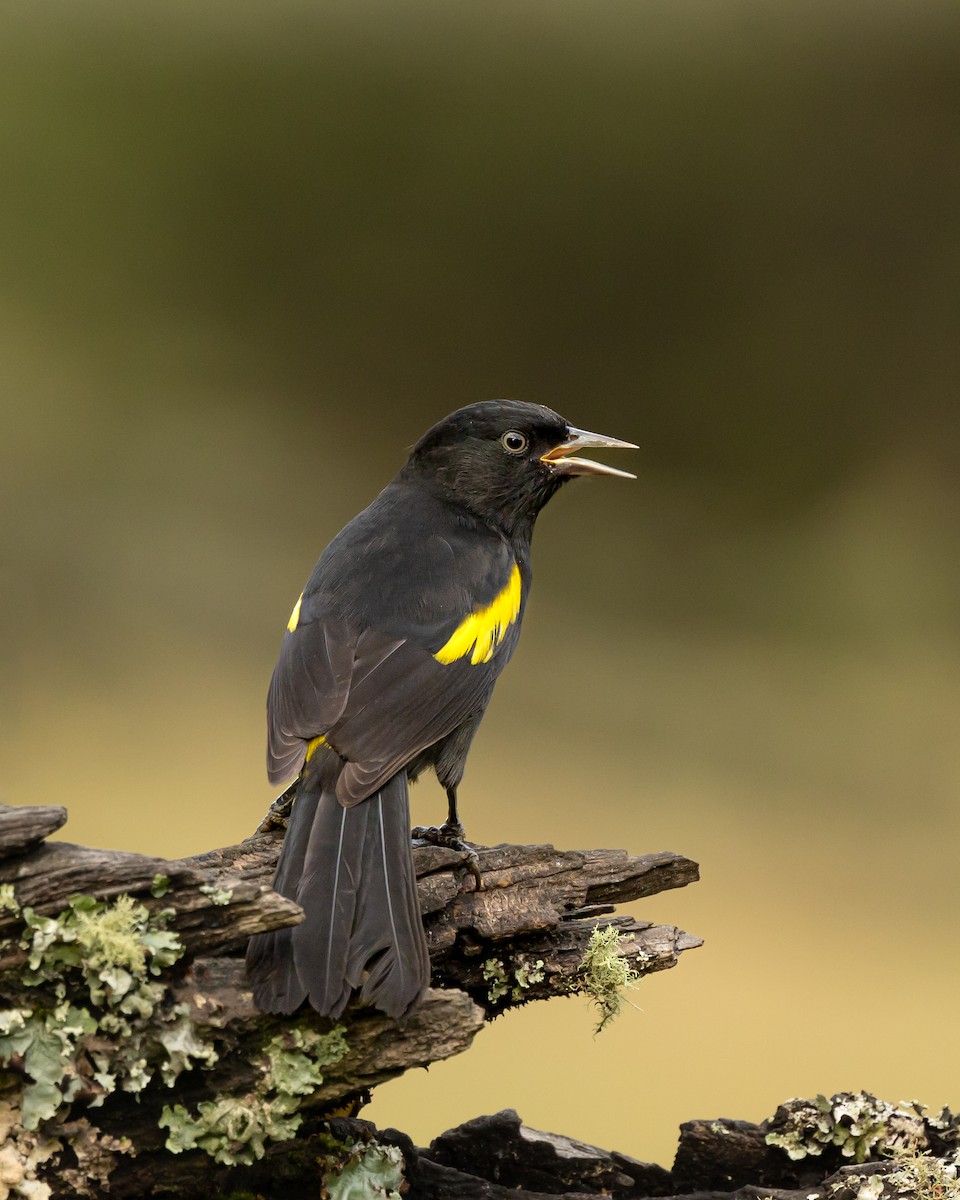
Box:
(3, 0), (960, 1167)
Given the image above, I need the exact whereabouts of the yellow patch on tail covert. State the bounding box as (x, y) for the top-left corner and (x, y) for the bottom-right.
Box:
(434, 563), (522, 666)
(287, 593), (303, 632)
(305, 734), (326, 762)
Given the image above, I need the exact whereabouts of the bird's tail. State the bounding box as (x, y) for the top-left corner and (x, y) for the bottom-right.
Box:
(246, 762), (430, 1020)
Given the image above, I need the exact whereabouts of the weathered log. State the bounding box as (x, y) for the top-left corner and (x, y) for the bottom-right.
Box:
(0, 804), (67, 860)
(0, 802), (701, 1198)
(424, 1108), (673, 1196)
(183, 1098), (959, 1200)
(672, 1117), (803, 1193)
(3, 807), (951, 1198)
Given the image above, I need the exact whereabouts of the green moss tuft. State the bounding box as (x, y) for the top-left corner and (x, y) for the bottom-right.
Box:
(19, 893), (181, 997)
(881, 1146), (960, 1200)
(578, 924), (641, 1034)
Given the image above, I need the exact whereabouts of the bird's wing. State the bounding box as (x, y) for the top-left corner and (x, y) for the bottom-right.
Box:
(266, 557), (523, 800)
(265, 612), (358, 784)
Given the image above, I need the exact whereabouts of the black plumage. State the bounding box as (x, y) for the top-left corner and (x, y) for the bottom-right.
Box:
(246, 400), (635, 1019)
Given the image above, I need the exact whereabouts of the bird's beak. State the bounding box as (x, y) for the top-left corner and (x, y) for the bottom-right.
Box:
(540, 426), (638, 479)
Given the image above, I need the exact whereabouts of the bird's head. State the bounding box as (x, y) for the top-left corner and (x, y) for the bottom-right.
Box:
(402, 400), (636, 538)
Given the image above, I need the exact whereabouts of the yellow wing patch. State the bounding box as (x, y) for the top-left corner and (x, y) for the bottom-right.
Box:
(434, 563), (522, 666)
(287, 592), (303, 632)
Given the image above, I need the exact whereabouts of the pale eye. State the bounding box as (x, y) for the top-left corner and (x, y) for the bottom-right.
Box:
(501, 430), (528, 455)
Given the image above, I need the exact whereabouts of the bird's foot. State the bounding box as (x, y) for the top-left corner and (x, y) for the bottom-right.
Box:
(411, 822), (483, 892)
(254, 786), (297, 835)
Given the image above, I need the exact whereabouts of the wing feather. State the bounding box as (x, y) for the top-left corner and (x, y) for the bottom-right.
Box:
(266, 506), (525, 797)
(266, 614), (357, 785)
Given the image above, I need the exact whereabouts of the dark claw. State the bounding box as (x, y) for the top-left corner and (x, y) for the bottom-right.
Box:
(459, 846), (483, 892)
(411, 823), (483, 892)
(254, 786), (297, 835)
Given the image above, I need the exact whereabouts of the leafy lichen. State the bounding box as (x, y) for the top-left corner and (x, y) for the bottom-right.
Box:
(481, 959), (510, 1003)
(766, 1094), (939, 1165)
(481, 956), (546, 1006)
(578, 924), (642, 1034)
(0, 886), (20, 918)
(19, 893), (181, 997)
(160, 1023), (349, 1166)
(198, 883), (233, 907)
(511, 958), (545, 997)
(0, 893), (210, 1130)
(0, 891), (220, 1192)
(320, 1140), (405, 1200)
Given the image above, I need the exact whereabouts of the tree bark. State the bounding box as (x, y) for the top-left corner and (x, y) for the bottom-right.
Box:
(3, 805), (949, 1199)
(0, 803), (700, 1198)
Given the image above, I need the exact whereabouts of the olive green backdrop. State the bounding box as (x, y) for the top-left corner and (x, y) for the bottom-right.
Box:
(3, 0), (959, 1166)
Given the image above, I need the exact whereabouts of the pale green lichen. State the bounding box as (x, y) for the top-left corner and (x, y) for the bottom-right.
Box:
(19, 893), (181, 996)
(882, 1146), (960, 1200)
(160, 1023), (349, 1165)
(481, 959), (510, 1003)
(511, 958), (545, 998)
(826, 1146), (960, 1200)
(0, 889), (221, 1198)
(766, 1094), (932, 1164)
(0, 1001), (98, 1129)
(0, 893), (212, 1131)
(321, 1140), (405, 1199)
(578, 924), (641, 1034)
(0, 885), (20, 917)
(150, 875), (170, 899)
(837, 1175), (885, 1200)
(199, 883), (233, 907)
(481, 956), (546, 1005)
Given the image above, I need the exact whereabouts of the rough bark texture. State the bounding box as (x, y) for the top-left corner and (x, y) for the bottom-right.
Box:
(2, 805), (952, 1198)
(0, 803), (701, 1198)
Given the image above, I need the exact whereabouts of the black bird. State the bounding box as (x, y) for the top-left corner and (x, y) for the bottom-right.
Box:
(246, 400), (635, 1019)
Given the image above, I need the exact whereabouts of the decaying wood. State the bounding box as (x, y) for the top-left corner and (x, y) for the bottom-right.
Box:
(3, 805), (948, 1199)
(0, 804), (67, 860)
(176, 1099), (960, 1200)
(0, 803), (701, 1198)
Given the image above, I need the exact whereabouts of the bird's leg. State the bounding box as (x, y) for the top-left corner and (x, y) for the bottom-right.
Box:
(442, 785), (465, 841)
(411, 786), (482, 890)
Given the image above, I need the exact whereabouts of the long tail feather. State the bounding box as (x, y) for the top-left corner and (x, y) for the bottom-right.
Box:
(247, 763), (429, 1020)
(245, 780), (321, 1014)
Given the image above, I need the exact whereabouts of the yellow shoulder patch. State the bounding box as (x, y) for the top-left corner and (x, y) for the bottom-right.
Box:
(287, 592), (303, 633)
(434, 563), (522, 666)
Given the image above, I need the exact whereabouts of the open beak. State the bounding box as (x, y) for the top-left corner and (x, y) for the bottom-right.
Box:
(540, 426), (638, 479)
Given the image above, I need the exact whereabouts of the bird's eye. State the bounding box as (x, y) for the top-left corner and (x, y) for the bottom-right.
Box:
(501, 430), (528, 455)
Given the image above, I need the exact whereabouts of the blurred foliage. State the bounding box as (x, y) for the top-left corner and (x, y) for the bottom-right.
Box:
(1, 0), (959, 1169)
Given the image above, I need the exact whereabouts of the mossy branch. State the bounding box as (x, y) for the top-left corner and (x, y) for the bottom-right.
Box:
(0, 803), (700, 1198)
